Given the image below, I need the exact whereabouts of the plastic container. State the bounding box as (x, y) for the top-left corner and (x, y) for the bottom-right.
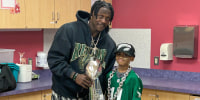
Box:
(9, 64), (19, 82)
(0, 63), (19, 82)
(0, 49), (15, 63)
(16, 64), (32, 82)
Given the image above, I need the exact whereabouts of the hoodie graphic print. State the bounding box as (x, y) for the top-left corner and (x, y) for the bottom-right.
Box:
(70, 42), (107, 72)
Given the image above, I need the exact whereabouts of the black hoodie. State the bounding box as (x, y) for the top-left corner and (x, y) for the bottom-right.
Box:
(47, 10), (116, 98)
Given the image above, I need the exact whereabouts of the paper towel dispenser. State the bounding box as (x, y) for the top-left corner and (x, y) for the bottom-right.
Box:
(160, 43), (173, 60)
(173, 25), (198, 58)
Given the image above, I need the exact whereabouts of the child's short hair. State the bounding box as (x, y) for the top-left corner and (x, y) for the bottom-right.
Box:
(115, 43), (135, 57)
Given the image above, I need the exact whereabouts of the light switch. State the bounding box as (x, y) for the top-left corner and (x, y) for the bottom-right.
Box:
(154, 56), (159, 65)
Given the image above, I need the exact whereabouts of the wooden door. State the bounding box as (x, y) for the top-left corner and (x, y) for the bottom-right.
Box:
(42, 89), (52, 100)
(104, 0), (112, 4)
(0, 96), (8, 100)
(55, 0), (75, 28)
(25, 0), (54, 28)
(190, 96), (200, 100)
(141, 89), (156, 100)
(9, 91), (42, 100)
(157, 90), (190, 100)
(0, 0), (25, 28)
(80, 0), (91, 13)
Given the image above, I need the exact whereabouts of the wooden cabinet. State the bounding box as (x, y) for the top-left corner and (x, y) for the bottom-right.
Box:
(25, 0), (91, 28)
(80, 0), (91, 13)
(0, 0), (91, 28)
(157, 90), (189, 100)
(55, 0), (76, 28)
(42, 89), (52, 100)
(190, 95), (200, 100)
(25, 0), (66, 28)
(0, 89), (52, 100)
(9, 91), (42, 100)
(0, 96), (8, 100)
(104, 0), (112, 4)
(25, 0), (54, 28)
(141, 89), (190, 100)
(2, 89), (198, 100)
(141, 89), (157, 100)
(54, 0), (91, 28)
(0, 0), (25, 28)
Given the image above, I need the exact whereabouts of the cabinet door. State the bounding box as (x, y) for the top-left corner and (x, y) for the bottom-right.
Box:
(9, 91), (42, 100)
(0, 0), (25, 28)
(157, 90), (190, 100)
(141, 89), (156, 100)
(104, 0), (112, 4)
(55, 0), (78, 28)
(25, 0), (55, 28)
(0, 96), (8, 100)
(80, 0), (91, 13)
(42, 89), (52, 100)
(190, 96), (200, 100)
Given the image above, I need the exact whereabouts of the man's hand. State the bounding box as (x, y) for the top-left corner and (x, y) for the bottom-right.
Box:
(75, 74), (93, 89)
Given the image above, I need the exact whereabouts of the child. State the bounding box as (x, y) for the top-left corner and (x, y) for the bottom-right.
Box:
(106, 43), (143, 100)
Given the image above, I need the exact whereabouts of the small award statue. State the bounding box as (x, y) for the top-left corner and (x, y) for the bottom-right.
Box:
(86, 57), (104, 100)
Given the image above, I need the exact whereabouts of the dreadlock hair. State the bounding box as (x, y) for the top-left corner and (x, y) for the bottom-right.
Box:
(90, 0), (114, 32)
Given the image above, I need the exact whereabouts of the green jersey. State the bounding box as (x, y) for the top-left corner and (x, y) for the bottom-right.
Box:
(107, 70), (143, 100)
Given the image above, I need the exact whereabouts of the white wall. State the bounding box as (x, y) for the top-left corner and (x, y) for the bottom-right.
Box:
(109, 28), (151, 69)
(43, 29), (57, 54)
(44, 28), (151, 69)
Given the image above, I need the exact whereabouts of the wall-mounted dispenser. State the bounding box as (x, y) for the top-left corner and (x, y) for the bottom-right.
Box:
(173, 25), (199, 58)
(36, 51), (48, 69)
(160, 43), (173, 60)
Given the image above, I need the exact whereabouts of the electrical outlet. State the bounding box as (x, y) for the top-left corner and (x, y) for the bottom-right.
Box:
(154, 56), (159, 65)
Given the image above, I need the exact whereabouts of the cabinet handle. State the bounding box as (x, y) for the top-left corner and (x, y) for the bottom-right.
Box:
(46, 93), (52, 96)
(52, 12), (55, 20)
(57, 12), (60, 21)
(43, 93), (52, 100)
(148, 94), (156, 97)
(50, 21), (56, 24)
(156, 95), (159, 100)
(50, 12), (56, 24)
(43, 93), (52, 97)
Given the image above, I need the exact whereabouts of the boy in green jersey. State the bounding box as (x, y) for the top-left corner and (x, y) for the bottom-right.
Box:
(106, 43), (143, 100)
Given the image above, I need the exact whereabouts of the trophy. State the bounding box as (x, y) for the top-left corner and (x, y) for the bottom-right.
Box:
(86, 57), (104, 100)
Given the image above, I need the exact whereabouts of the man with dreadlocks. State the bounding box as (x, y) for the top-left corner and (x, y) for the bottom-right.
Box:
(48, 0), (116, 100)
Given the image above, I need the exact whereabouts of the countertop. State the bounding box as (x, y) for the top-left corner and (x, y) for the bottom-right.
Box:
(1, 68), (200, 97)
(134, 68), (200, 95)
(0, 69), (52, 97)
(142, 76), (200, 94)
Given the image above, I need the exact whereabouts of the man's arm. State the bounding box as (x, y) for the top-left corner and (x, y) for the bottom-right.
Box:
(47, 24), (75, 79)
